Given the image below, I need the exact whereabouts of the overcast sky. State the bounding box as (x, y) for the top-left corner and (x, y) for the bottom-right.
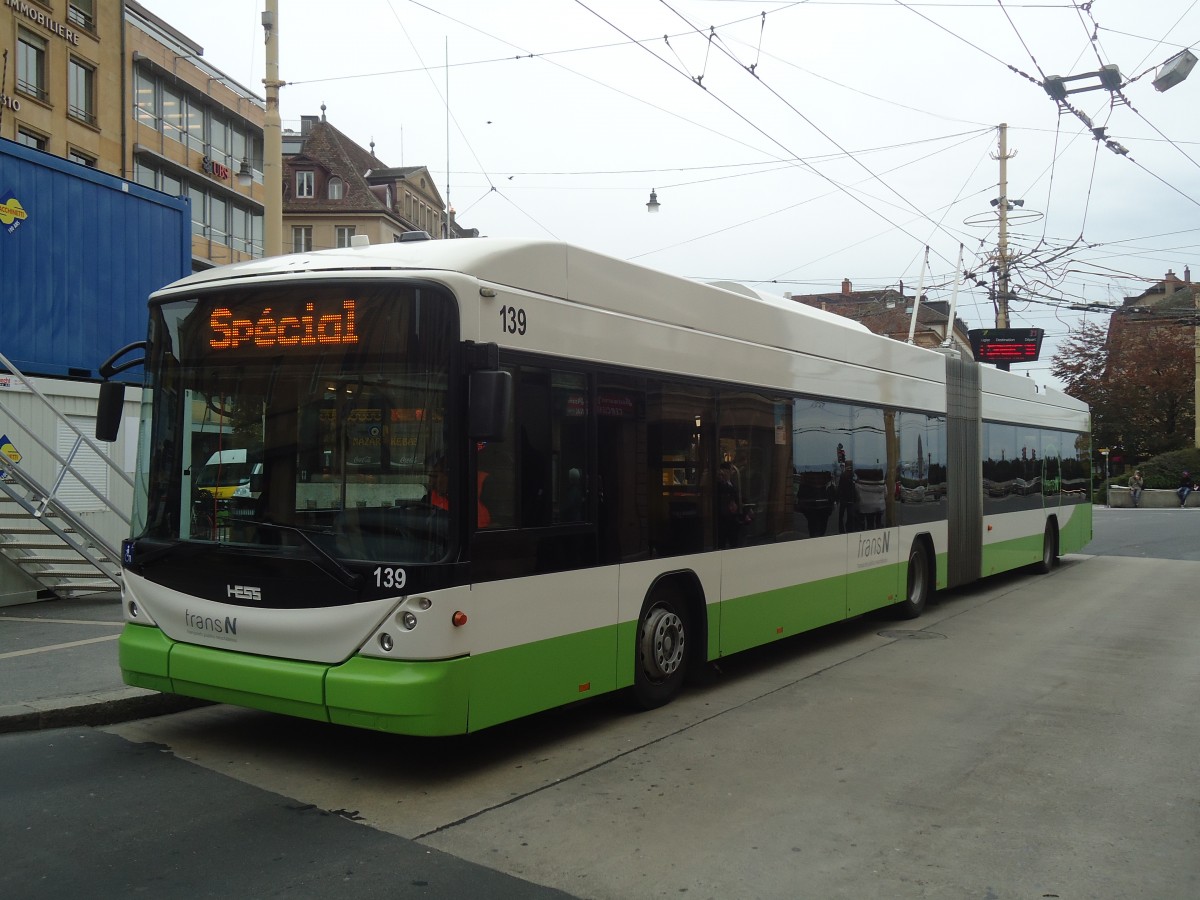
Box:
(139, 0), (1200, 388)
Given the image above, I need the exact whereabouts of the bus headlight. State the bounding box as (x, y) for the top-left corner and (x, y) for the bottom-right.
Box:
(379, 633), (394, 652)
(401, 611), (418, 630)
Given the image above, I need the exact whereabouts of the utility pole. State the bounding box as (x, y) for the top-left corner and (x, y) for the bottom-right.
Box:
(262, 0), (283, 257)
(994, 123), (1014, 329)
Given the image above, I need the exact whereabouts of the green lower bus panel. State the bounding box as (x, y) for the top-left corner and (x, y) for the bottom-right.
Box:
(720, 573), (847, 657)
(325, 655), (470, 737)
(467, 625), (618, 732)
(981, 532), (1043, 576)
(1060, 505), (1092, 554)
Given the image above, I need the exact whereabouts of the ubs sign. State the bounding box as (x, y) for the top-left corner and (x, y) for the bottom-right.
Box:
(201, 156), (230, 182)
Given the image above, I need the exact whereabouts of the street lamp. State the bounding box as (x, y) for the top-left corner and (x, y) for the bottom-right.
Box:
(236, 157), (253, 188)
(646, 189), (660, 213)
(1153, 49), (1197, 92)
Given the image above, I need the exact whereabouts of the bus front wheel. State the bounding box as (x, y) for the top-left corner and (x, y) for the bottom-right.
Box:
(632, 590), (689, 709)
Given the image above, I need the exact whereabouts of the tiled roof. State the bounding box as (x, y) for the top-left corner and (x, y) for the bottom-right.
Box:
(284, 119), (397, 216)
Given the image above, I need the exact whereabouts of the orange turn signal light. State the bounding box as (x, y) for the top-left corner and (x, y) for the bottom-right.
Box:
(452, 610), (468, 627)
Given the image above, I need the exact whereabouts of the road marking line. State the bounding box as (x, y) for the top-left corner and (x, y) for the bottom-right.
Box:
(0, 616), (123, 627)
(0, 634), (121, 660)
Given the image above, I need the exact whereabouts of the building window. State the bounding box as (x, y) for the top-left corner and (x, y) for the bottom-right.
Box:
(210, 194), (228, 245)
(134, 159), (156, 188)
(189, 184), (207, 237)
(67, 149), (96, 167)
(134, 68), (157, 128)
(160, 84), (185, 143)
(296, 171), (314, 198)
(328, 177), (344, 200)
(335, 226), (355, 248)
(210, 115), (231, 169)
(68, 58), (96, 125)
(67, 0), (95, 31)
(16, 30), (47, 102)
(184, 104), (204, 154)
(292, 226), (312, 253)
(17, 129), (46, 151)
(232, 207), (250, 254)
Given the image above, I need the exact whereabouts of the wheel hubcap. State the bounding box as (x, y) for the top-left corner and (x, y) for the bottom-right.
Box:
(640, 607), (685, 681)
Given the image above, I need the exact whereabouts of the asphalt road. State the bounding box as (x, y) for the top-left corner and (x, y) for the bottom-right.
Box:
(4, 507), (1199, 899)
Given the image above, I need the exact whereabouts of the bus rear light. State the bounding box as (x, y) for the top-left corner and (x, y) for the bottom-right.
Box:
(128, 601), (140, 618)
(452, 611), (468, 627)
(400, 612), (418, 631)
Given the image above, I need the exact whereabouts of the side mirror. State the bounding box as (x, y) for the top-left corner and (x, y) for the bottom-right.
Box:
(468, 370), (512, 442)
(96, 381), (126, 442)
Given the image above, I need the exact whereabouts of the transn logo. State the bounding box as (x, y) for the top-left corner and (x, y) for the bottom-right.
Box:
(226, 584), (262, 602)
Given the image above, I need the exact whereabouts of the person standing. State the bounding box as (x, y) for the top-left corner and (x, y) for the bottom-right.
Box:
(717, 462), (742, 548)
(837, 460), (857, 533)
(1128, 469), (1144, 508)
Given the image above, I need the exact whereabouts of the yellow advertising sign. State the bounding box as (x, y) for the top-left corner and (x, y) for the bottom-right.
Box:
(0, 434), (21, 464)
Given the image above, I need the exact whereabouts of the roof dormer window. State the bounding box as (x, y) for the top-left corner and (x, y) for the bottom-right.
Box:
(296, 171), (314, 198)
(328, 177), (344, 200)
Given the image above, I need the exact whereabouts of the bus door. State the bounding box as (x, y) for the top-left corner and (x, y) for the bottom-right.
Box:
(467, 366), (615, 730)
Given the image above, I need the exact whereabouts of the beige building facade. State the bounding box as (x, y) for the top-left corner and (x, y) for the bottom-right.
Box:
(1, 0), (265, 270)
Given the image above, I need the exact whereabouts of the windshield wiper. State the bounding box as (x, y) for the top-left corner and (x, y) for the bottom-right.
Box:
(228, 518), (364, 591)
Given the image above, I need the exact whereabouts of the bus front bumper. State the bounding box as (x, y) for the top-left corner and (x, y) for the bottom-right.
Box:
(118, 623), (470, 737)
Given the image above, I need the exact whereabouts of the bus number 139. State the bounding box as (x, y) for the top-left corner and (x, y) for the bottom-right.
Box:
(500, 305), (527, 335)
(374, 566), (407, 590)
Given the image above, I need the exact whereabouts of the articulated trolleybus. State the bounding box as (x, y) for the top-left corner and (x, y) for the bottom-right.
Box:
(106, 235), (1091, 736)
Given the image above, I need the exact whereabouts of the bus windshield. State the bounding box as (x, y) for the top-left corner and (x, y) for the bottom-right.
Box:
(133, 281), (458, 564)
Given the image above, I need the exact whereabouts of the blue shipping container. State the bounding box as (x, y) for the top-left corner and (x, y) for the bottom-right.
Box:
(0, 137), (191, 380)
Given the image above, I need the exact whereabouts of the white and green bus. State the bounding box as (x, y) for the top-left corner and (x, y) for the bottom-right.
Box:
(106, 235), (1091, 736)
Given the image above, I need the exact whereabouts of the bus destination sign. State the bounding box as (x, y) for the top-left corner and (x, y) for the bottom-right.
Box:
(209, 299), (360, 351)
(968, 328), (1043, 364)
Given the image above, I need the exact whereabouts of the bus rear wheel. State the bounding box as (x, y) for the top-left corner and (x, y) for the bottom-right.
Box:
(892, 541), (931, 619)
(632, 590), (689, 709)
(1036, 521), (1059, 574)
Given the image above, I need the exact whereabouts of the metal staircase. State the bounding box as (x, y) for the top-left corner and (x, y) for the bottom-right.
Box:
(0, 352), (131, 599)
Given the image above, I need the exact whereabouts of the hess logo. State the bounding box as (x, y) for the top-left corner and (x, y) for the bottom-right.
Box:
(226, 584), (262, 602)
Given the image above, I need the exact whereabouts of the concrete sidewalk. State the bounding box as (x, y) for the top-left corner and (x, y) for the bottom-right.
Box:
(0, 592), (203, 734)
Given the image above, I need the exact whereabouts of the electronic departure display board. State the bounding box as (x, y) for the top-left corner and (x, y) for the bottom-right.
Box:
(968, 328), (1044, 364)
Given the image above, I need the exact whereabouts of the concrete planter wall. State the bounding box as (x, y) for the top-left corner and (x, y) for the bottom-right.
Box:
(1108, 486), (1200, 508)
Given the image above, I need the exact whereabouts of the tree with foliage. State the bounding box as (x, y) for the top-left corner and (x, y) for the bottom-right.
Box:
(1051, 315), (1195, 460)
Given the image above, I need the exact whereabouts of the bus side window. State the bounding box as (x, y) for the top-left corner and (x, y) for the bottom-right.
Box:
(479, 366), (590, 529)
